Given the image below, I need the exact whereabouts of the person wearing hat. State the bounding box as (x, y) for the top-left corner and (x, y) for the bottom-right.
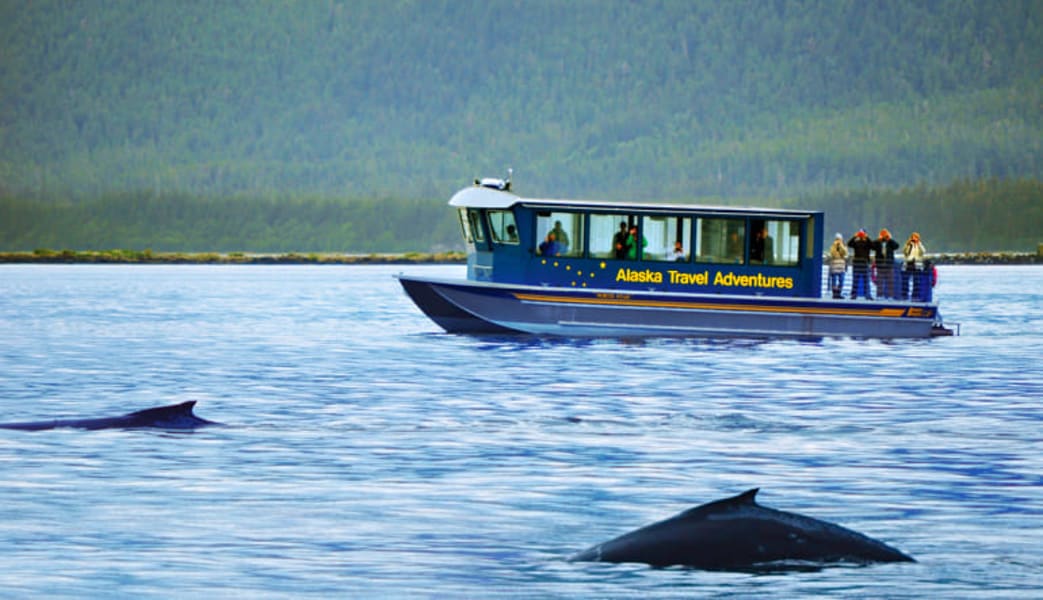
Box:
(874, 228), (900, 299)
(903, 232), (926, 300)
(847, 229), (874, 299)
(828, 233), (848, 299)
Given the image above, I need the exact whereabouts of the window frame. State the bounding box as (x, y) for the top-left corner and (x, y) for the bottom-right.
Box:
(487, 209), (519, 245)
(694, 217), (746, 265)
(535, 210), (584, 258)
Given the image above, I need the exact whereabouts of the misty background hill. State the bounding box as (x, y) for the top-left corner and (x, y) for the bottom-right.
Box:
(2, 0), (1041, 252)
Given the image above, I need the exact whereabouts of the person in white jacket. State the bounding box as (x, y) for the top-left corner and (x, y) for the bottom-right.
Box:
(902, 232), (926, 300)
(828, 233), (848, 299)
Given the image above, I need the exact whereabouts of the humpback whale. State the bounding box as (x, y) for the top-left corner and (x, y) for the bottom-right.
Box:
(0, 401), (218, 431)
(571, 488), (914, 571)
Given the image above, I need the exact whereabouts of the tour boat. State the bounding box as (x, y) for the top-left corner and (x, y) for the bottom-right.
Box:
(397, 176), (953, 338)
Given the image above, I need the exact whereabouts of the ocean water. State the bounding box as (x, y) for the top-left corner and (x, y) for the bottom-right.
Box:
(0, 263), (1039, 598)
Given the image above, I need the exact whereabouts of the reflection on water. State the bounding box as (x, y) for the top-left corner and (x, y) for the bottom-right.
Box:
(0, 264), (1040, 597)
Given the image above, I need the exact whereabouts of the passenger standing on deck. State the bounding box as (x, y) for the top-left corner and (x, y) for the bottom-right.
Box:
(626, 225), (647, 260)
(847, 229), (874, 299)
(613, 222), (630, 259)
(828, 233), (848, 299)
(874, 228), (900, 299)
(903, 232), (926, 300)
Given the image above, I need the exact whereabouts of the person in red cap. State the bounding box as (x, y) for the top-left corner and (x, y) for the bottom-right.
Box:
(874, 228), (900, 299)
(847, 229), (874, 299)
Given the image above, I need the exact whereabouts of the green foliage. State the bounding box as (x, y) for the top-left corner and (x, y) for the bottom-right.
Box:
(1, 0), (1040, 200)
(0, 192), (461, 253)
(795, 177), (1043, 252)
(2, 1), (1040, 252)
(1, 178), (1039, 253)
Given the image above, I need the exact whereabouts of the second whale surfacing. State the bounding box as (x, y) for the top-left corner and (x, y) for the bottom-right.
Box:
(0, 401), (218, 431)
(571, 488), (915, 571)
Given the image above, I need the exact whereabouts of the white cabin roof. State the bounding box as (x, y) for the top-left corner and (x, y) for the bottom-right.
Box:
(448, 185), (817, 218)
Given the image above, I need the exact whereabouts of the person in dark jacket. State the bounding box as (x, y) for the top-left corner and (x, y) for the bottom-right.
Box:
(612, 222), (630, 259)
(847, 229), (874, 299)
(874, 228), (900, 299)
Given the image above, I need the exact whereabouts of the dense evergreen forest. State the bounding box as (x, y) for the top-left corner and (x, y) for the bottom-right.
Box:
(2, 1), (1041, 252)
(2, 178), (1037, 253)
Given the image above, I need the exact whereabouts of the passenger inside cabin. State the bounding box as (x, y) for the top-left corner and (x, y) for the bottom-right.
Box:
(539, 232), (560, 257)
(672, 241), (686, 261)
(551, 221), (570, 254)
(726, 231), (743, 263)
(626, 225), (647, 260)
(750, 226), (774, 264)
(506, 224), (518, 242)
(613, 222), (629, 259)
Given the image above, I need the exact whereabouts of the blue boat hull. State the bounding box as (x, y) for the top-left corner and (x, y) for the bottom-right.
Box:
(397, 275), (943, 338)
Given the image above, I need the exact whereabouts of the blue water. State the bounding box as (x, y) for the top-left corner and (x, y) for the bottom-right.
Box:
(0, 264), (1040, 598)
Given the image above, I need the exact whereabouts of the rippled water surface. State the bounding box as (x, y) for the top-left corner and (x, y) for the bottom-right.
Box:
(1, 264), (1040, 598)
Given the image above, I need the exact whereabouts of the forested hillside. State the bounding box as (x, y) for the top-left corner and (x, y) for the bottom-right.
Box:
(2, 0), (1041, 251)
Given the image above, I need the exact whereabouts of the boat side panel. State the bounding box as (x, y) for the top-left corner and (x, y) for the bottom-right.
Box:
(420, 279), (937, 338)
(397, 276), (518, 334)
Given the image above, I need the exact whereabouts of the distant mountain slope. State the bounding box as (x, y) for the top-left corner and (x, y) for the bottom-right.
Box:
(1, 0), (1040, 199)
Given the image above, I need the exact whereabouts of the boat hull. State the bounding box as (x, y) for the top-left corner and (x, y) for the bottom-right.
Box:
(397, 275), (941, 338)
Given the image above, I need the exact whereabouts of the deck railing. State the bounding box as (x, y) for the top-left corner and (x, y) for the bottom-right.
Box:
(820, 259), (935, 302)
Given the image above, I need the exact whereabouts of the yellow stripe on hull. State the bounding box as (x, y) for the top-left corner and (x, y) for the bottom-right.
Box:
(513, 292), (913, 319)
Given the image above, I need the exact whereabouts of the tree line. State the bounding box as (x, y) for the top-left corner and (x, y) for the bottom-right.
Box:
(2, 178), (1038, 254)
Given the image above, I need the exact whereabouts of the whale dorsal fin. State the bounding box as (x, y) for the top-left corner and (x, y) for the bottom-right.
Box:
(679, 488), (761, 519)
(122, 401), (215, 428)
(731, 488), (760, 505)
(127, 400), (197, 418)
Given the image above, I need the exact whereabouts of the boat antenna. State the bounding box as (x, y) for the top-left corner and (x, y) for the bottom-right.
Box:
(505, 167), (512, 191)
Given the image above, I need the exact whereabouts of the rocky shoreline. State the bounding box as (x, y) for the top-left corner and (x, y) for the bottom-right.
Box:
(928, 252), (1042, 265)
(0, 249), (1040, 265)
(0, 249), (467, 264)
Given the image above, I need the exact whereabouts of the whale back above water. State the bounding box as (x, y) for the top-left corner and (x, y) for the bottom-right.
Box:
(0, 401), (217, 431)
(571, 488), (915, 571)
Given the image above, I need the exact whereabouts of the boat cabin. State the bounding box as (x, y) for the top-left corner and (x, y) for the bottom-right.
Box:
(452, 185), (824, 298)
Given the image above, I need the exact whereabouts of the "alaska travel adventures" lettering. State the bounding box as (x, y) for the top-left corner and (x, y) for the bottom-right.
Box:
(615, 268), (794, 290)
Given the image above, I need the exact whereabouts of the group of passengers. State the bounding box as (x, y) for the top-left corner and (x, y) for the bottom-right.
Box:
(538, 221), (572, 257)
(829, 228), (931, 301)
(612, 222), (647, 260)
(540, 220), (650, 260)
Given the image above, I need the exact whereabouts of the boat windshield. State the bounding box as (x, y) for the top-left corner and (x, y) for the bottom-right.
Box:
(488, 210), (519, 244)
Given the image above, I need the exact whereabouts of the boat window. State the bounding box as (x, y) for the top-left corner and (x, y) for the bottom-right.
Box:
(457, 209), (474, 243)
(487, 210), (519, 245)
(467, 209), (485, 243)
(535, 211), (583, 257)
(643, 216), (691, 262)
(590, 213), (638, 259)
(694, 218), (745, 264)
(750, 219), (800, 266)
